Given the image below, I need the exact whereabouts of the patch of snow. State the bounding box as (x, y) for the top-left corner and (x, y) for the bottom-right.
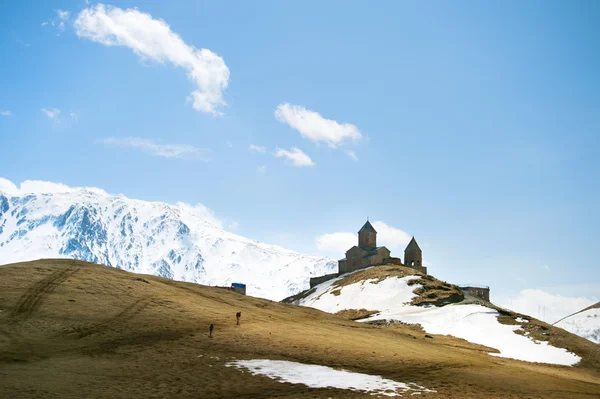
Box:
(301, 275), (420, 314)
(555, 308), (600, 344)
(516, 317), (528, 323)
(300, 275), (581, 366)
(368, 304), (580, 366)
(226, 359), (435, 397)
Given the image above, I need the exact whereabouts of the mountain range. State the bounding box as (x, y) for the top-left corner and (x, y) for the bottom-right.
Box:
(0, 178), (336, 300)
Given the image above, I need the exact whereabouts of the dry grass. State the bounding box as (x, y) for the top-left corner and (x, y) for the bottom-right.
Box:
(0, 259), (599, 399)
(331, 264), (419, 288)
(335, 309), (380, 321)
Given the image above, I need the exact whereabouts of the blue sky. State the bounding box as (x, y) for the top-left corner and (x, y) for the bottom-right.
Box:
(1, 1), (599, 308)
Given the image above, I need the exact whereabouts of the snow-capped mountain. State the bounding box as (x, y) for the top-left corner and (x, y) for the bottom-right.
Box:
(555, 302), (600, 344)
(0, 178), (336, 300)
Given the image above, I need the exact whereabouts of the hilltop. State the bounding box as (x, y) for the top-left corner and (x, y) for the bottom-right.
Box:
(1, 259), (599, 398)
(286, 264), (600, 368)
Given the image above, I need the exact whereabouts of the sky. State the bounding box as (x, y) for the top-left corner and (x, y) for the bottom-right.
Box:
(0, 1), (599, 317)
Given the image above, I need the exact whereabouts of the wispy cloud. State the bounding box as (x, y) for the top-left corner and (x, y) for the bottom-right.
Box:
(70, 112), (79, 121)
(274, 147), (315, 167)
(10, 30), (31, 47)
(275, 103), (362, 148)
(257, 165), (267, 174)
(74, 4), (229, 116)
(41, 108), (61, 119)
(346, 150), (358, 161)
(0, 110), (12, 117)
(249, 144), (266, 153)
(42, 9), (71, 33)
(101, 137), (212, 161)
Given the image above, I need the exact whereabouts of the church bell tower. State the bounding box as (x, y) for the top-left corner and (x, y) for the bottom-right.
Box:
(358, 220), (377, 248)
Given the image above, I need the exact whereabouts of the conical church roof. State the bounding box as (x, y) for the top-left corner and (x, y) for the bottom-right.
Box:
(405, 237), (421, 252)
(358, 220), (377, 234)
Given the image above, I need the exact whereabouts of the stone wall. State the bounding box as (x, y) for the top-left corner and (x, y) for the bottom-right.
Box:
(345, 246), (362, 271)
(412, 265), (427, 274)
(309, 273), (339, 288)
(384, 257), (403, 265)
(338, 259), (348, 274)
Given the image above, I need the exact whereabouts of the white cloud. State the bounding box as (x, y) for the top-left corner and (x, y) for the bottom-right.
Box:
(228, 220), (240, 231)
(41, 108), (61, 119)
(274, 147), (315, 167)
(74, 4), (229, 115)
(346, 150), (358, 161)
(497, 289), (596, 324)
(0, 177), (108, 196)
(275, 103), (362, 148)
(316, 232), (356, 257)
(257, 166), (266, 174)
(101, 137), (212, 161)
(371, 221), (412, 252)
(249, 144), (266, 153)
(316, 221), (412, 258)
(0, 110), (12, 117)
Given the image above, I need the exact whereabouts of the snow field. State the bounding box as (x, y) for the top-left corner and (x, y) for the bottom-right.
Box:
(226, 359), (436, 397)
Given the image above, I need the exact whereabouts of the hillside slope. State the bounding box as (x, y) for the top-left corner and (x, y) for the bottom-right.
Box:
(0, 178), (336, 300)
(289, 265), (599, 367)
(555, 302), (600, 344)
(1, 259), (599, 399)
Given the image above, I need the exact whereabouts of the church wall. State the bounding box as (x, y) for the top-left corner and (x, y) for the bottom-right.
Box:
(358, 232), (376, 247)
(346, 246), (363, 271)
(338, 259), (348, 274)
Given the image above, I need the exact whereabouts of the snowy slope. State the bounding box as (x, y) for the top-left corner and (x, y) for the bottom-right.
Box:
(555, 303), (600, 344)
(0, 178), (336, 300)
(299, 271), (581, 366)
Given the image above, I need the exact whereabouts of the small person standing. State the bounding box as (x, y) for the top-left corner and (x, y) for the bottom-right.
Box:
(209, 323), (214, 338)
(236, 311), (241, 325)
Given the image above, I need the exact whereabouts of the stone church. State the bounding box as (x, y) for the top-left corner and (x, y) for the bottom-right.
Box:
(309, 220), (428, 288)
(338, 220), (428, 275)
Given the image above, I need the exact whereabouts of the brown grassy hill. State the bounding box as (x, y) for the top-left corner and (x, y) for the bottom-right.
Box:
(0, 259), (599, 399)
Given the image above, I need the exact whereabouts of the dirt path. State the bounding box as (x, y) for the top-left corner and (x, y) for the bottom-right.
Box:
(10, 266), (78, 319)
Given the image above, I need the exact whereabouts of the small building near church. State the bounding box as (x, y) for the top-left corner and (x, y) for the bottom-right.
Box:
(231, 282), (247, 295)
(458, 285), (490, 302)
